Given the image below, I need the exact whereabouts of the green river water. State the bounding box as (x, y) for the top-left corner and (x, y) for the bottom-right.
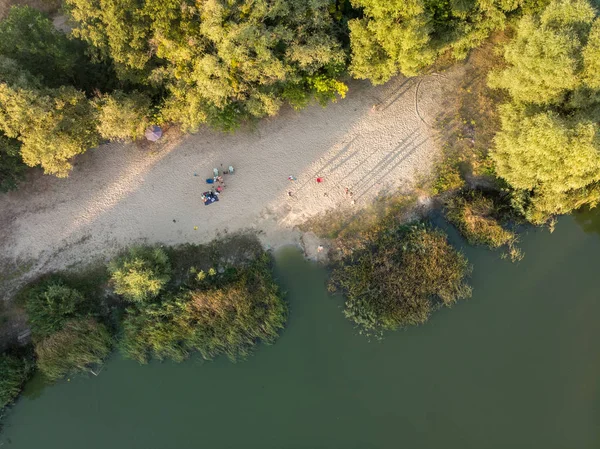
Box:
(1, 212), (600, 448)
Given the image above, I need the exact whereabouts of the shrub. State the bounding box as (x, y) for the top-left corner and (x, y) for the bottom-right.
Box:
(24, 280), (86, 339)
(0, 134), (26, 192)
(329, 222), (472, 336)
(445, 191), (514, 248)
(120, 255), (286, 363)
(108, 247), (171, 302)
(0, 351), (34, 409)
(35, 318), (112, 381)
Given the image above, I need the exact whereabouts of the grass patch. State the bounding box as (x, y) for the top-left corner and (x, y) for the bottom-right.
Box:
(298, 194), (417, 241)
(445, 189), (523, 261)
(329, 221), (472, 337)
(430, 30), (512, 195)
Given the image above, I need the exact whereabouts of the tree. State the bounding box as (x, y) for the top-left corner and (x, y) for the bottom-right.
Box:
(348, 0), (435, 83)
(492, 104), (600, 222)
(94, 90), (151, 141)
(488, 0), (597, 105)
(330, 222), (472, 335)
(23, 280), (86, 339)
(0, 351), (34, 409)
(583, 18), (600, 89)
(347, 0), (526, 84)
(0, 84), (99, 177)
(0, 6), (78, 88)
(35, 318), (112, 381)
(66, 0), (155, 83)
(0, 134), (26, 192)
(489, 0), (600, 222)
(67, 0), (348, 130)
(108, 246), (171, 302)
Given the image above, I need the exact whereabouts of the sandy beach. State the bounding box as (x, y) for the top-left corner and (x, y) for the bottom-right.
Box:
(0, 69), (461, 284)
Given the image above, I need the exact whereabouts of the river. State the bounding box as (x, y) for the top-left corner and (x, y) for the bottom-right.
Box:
(1, 213), (599, 448)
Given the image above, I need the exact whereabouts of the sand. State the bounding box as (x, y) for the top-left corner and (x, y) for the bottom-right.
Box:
(0, 69), (462, 286)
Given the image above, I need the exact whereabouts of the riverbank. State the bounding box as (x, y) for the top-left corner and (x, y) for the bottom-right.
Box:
(0, 68), (463, 300)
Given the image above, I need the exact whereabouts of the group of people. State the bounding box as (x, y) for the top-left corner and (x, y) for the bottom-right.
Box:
(201, 165), (234, 205)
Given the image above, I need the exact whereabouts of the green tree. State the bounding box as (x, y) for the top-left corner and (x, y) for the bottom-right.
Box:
(0, 134), (26, 192)
(23, 280), (86, 339)
(489, 0), (600, 222)
(35, 318), (112, 381)
(0, 351), (34, 410)
(94, 90), (151, 140)
(330, 222), (472, 335)
(108, 246), (171, 302)
(0, 84), (99, 177)
(67, 0), (348, 130)
(583, 18), (600, 89)
(0, 6), (78, 88)
(492, 104), (600, 222)
(488, 0), (597, 105)
(66, 0), (155, 83)
(348, 0), (435, 83)
(347, 0), (526, 84)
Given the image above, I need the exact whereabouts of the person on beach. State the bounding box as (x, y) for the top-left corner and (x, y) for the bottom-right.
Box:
(288, 176), (296, 181)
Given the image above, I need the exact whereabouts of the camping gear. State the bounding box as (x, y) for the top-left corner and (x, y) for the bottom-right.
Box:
(229, 165), (234, 174)
(202, 191), (219, 206)
(145, 125), (162, 141)
(213, 168), (219, 177)
(316, 177), (323, 183)
(206, 178), (214, 184)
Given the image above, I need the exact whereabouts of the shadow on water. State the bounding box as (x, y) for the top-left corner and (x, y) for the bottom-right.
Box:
(573, 206), (600, 235)
(21, 372), (51, 401)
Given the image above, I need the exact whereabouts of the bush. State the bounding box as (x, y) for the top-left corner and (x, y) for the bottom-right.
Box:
(108, 247), (171, 302)
(0, 351), (34, 409)
(329, 222), (472, 336)
(445, 191), (514, 248)
(24, 279), (86, 339)
(120, 254), (286, 363)
(35, 318), (112, 381)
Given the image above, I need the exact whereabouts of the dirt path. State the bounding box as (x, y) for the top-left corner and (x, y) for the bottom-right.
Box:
(0, 69), (462, 289)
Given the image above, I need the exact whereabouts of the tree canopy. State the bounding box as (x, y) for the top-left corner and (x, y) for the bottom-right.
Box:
(347, 0), (537, 84)
(488, 0), (598, 105)
(94, 90), (151, 141)
(108, 246), (172, 302)
(23, 279), (87, 339)
(67, 0), (348, 130)
(489, 0), (600, 222)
